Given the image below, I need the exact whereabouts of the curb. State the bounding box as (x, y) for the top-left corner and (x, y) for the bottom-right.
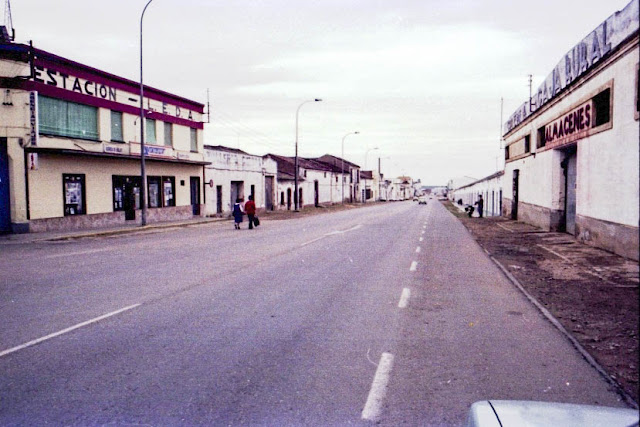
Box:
(489, 254), (639, 409)
(1, 218), (227, 244)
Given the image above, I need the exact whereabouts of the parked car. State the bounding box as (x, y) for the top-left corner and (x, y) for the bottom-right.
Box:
(467, 400), (639, 427)
(418, 196), (427, 205)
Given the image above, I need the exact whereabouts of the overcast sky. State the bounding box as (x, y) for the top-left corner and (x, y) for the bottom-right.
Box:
(7, 0), (632, 184)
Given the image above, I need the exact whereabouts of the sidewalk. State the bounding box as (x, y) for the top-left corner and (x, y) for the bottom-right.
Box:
(443, 200), (639, 405)
(0, 216), (226, 245)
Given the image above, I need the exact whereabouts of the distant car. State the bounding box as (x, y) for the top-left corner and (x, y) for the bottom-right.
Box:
(413, 197), (419, 202)
(418, 196), (427, 205)
(467, 400), (639, 427)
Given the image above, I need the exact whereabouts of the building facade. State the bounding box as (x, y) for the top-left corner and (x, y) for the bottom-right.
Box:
(267, 154), (344, 209)
(0, 39), (207, 233)
(449, 171), (503, 217)
(502, 0), (639, 260)
(203, 146), (277, 216)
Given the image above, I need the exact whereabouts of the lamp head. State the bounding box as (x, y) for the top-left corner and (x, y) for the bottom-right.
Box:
(314, 98), (322, 102)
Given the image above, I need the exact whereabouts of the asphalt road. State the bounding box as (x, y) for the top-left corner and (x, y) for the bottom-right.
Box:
(0, 200), (627, 425)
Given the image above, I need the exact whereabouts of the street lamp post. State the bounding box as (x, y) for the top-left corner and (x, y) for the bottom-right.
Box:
(139, 0), (153, 226)
(341, 131), (359, 204)
(363, 147), (378, 203)
(294, 98), (322, 211)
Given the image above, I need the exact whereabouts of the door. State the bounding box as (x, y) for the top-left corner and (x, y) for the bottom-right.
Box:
(563, 151), (578, 235)
(190, 177), (200, 216)
(264, 176), (274, 211)
(287, 188), (292, 210)
(216, 185), (223, 214)
(0, 138), (10, 233)
(511, 169), (519, 220)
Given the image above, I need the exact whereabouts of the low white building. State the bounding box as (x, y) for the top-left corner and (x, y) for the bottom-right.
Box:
(266, 154), (344, 209)
(203, 145), (277, 215)
(449, 171), (504, 217)
(502, 0), (638, 260)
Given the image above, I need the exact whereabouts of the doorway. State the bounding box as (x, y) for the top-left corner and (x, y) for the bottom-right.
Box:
(265, 176), (274, 211)
(287, 188), (292, 210)
(230, 181), (244, 209)
(314, 180), (319, 207)
(561, 147), (578, 235)
(0, 138), (10, 233)
(511, 169), (519, 220)
(190, 177), (200, 216)
(216, 185), (222, 214)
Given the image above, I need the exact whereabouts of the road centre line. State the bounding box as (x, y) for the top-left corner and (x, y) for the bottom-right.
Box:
(421, 230), (425, 234)
(419, 237), (423, 242)
(415, 246), (421, 253)
(300, 224), (362, 247)
(398, 288), (411, 308)
(361, 352), (395, 421)
(0, 304), (142, 358)
(410, 261), (418, 271)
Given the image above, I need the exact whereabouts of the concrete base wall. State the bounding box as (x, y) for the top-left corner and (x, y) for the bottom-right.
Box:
(576, 214), (639, 261)
(503, 198), (639, 260)
(27, 205), (198, 233)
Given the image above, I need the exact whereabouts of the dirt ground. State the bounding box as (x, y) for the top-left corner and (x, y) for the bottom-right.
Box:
(442, 200), (639, 405)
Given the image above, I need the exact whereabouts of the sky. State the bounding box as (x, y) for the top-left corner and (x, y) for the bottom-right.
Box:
(5, 0), (633, 184)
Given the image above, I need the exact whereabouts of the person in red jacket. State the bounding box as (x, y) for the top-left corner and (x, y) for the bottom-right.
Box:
(244, 195), (256, 229)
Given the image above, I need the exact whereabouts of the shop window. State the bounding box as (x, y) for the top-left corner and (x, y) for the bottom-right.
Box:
(524, 134), (530, 153)
(163, 176), (176, 206)
(39, 96), (98, 140)
(111, 111), (123, 142)
(593, 88), (610, 127)
(190, 128), (197, 152)
(536, 126), (546, 148)
(145, 119), (157, 144)
(63, 174), (86, 216)
(164, 122), (173, 147)
(148, 176), (162, 208)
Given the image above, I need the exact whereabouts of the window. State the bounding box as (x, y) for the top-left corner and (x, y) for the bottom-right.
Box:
(164, 122), (173, 147)
(190, 128), (197, 152)
(39, 96), (98, 140)
(163, 177), (176, 206)
(536, 126), (546, 149)
(111, 111), (123, 142)
(146, 119), (157, 144)
(524, 134), (530, 153)
(280, 191), (284, 206)
(63, 174), (86, 216)
(504, 146), (510, 160)
(335, 175), (338, 183)
(593, 88), (611, 127)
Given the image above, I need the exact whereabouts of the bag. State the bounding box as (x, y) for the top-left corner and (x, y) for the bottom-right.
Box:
(254, 216), (260, 227)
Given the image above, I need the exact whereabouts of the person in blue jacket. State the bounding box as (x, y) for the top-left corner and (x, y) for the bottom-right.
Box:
(232, 198), (244, 229)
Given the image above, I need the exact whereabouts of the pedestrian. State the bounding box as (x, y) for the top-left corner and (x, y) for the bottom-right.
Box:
(232, 198), (244, 229)
(244, 195), (256, 229)
(474, 195), (484, 218)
